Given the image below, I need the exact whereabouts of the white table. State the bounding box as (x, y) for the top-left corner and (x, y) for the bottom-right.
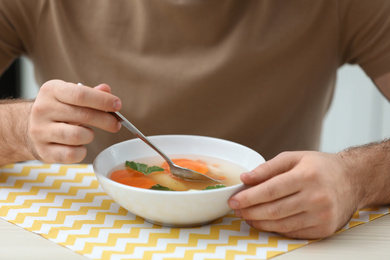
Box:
(1, 213), (389, 260)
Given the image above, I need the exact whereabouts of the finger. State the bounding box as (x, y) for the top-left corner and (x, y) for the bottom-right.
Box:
(229, 168), (302, 209)
(56, 105), (121, 133)
(93, 83), (112, 93)
(32, 100), (121, 133)
(36, 143), (87, 164)
(41, 80), (121, 112)
(247, 212), (317, 236)
(37, 123), (95, 146)
(240, 152), (303, 185)
(237, 192), (306, 220)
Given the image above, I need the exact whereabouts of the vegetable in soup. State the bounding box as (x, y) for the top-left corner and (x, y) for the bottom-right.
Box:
(109, 155), (245, 191)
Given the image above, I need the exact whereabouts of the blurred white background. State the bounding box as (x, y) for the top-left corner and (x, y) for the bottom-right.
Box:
(19, 57), (390, 153)
(320, 65), (390, 152)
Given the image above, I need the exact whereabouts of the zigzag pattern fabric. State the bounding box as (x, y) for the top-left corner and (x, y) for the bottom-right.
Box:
(0, 163), (389, 260)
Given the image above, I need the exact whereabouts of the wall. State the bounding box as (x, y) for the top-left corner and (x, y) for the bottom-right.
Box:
(320, 65), (390, 153)
(20, 57), (39, 99)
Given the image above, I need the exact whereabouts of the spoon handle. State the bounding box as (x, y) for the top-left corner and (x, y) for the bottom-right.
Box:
(111, 112), (175, 166)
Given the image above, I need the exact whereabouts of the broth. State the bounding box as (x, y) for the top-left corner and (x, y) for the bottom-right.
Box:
(109, 155), (246, 191)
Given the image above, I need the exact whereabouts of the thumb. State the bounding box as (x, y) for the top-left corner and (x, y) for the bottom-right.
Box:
(241, 152), (300, 185)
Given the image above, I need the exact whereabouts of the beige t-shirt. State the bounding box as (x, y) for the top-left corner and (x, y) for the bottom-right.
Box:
(1, 0), (390, 163)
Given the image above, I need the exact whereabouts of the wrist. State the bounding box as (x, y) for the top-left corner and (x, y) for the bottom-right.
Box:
(0, 100), (37, 165)
(337, 141), (390, 209)
(337, 150), (367, 209)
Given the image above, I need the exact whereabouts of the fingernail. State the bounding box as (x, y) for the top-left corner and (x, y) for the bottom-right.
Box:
(234, 210), (242, 218)
(229, 200), (239, 209)
(240, 172), (248, 179)
(244, 171), (255, 177)
(240, 171), (255, 183)
(113, 100), (121, 111)
(116, 122), (122, 131)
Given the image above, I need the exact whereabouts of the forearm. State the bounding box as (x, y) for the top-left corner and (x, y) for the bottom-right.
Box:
(0, 99), (36, 166)
(339, 139), (390, 208)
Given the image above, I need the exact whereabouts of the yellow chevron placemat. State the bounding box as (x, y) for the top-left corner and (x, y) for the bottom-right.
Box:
(0, 163), (389, 260)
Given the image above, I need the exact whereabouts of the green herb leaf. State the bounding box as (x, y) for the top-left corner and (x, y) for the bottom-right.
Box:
(150, 184), (175, 191)
(146, 166), (165, 174)
(125, 161), (164, 175)
(204, 184), (226, 190)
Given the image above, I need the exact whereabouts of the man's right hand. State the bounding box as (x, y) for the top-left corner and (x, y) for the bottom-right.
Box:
(28, 80), (122, 163)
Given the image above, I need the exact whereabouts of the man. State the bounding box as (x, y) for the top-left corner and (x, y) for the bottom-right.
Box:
(0, 0), (389, 239)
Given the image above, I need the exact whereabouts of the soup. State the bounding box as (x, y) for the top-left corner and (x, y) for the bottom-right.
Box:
(109, 155), (245, 191)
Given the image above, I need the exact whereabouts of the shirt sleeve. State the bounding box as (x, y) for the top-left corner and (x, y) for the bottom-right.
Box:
(339, 0), (390, 79)
(0, 0), (44, 74)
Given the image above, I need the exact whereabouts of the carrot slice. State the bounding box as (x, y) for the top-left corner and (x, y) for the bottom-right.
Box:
(111, 169), (157, 189)
(110, 170), (130, 180)
(115, 176), (157, 189)
(110, 169), (158, 189)
(110, 169), (143, 180)
(160, 159), (209, 174)
(161, 159), (227, 181)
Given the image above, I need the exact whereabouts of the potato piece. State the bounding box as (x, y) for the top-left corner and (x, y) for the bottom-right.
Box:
(152, 172), (188, 191)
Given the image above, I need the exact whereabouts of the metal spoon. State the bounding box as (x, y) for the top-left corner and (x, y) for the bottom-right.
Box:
(78, 83), (219, 182)
(111, 112), (219, 182)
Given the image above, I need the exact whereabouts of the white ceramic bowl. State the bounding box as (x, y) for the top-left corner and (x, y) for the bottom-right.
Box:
(93, 135), (265, 227)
